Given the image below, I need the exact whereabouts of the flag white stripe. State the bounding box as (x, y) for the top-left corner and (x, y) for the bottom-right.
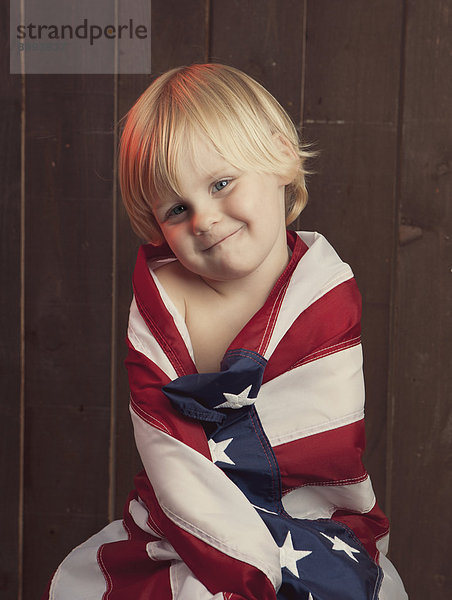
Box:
(282, 477), (376, 521)
(257, 345), (365, 447)
(48, 520), (128, 600)
(378, 554), (409, 599)
(128, 295), (178, 380)
(169, 561), (225, 599)
(129, 497), (163, 538)
(376, 533), (390, 557)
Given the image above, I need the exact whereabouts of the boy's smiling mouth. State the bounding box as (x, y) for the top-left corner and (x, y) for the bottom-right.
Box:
(202, 227), (244, 251)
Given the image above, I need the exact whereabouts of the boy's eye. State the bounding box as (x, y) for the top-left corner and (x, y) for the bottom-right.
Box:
(170, 204), (186, 216)
(212, 179), (229, 193)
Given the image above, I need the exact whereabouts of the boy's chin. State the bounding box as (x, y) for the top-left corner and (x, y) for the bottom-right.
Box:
(193, 261), (264, 284)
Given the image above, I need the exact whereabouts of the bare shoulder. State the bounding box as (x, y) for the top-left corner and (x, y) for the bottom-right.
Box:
(153, 261), (202, 318)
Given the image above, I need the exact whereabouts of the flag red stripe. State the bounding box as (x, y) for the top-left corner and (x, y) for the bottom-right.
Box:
(133, 244), (197, 377)
(275, 419), (367, 489)
(126, 342), (210, 458)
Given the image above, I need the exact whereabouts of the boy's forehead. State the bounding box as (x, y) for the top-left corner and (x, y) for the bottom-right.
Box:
(177, 136), (239, 180)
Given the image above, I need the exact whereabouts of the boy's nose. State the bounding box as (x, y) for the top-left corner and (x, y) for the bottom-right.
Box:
(192, 205), (221, 235)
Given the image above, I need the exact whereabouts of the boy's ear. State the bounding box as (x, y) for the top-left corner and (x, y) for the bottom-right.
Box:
(273, 133), (299, 185)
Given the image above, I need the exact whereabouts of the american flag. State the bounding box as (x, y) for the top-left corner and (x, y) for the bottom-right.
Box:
(45, 231), (407, 600)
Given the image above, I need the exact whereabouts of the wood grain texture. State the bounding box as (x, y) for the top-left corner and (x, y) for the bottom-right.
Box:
(0, 1), (21, 596)
(300, 0), (404, 508)
(210, 0), (305, 125)
(23, 73), (115, 597)
(389, 1), (452, 597)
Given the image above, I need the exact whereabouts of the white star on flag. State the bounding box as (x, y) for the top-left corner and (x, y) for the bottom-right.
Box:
(215, 384), (255, 409)
(320, 533), (360, 562)
(208, 438), (235, 465)
(279, 531), (312, 578)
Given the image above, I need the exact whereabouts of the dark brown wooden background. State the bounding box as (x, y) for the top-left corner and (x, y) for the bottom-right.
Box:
(1, 1), (451, 598)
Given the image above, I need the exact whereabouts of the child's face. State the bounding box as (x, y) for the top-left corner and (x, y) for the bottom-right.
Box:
(152, 136), (289, 284)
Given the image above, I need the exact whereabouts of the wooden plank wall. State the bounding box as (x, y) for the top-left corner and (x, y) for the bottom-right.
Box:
(389, 1), (452, 596)
(1, 1), (450, 598)
(0, 1), (22, 596)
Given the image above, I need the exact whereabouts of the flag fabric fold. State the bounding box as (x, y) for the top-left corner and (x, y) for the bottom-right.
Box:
(44, 231), (408, 600)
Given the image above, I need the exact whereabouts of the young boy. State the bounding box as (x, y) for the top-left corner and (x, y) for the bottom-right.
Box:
(44, 64), (407, 600)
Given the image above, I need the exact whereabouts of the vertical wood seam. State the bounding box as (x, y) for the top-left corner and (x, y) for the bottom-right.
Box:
(386, 0), (408, 522)
(205, 0), (211, 61)
(299, 0), (308, 128)
(18, 0), (26, 595)
(108, 0), (120, 523)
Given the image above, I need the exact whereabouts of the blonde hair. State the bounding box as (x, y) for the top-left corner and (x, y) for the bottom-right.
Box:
(119, 63), (312, 244)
